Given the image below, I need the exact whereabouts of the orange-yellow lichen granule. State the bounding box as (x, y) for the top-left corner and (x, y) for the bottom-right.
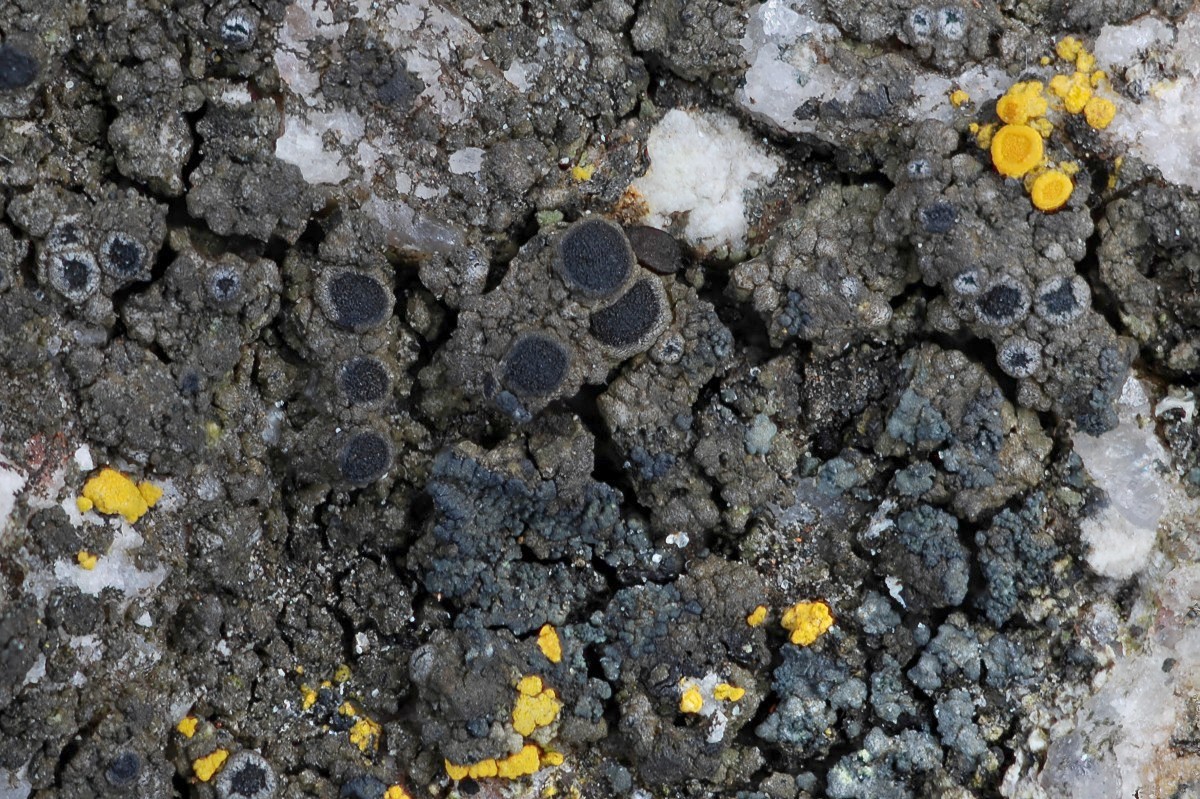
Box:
(1030, 170), (1074, 211)
(1055, 36), (1085, 63)
(714, 682), (746, 702)
(1084, 96), (1116, 130)
(537, 624), (562, 663)
(679, 685), (703, 714)
(512, 677), (561, 736)
(781, 600), (835, 646)
(1049, 72), (1093, 114)
(77, 467), (161, 523)
(192, 750), (228, 782)
(990, 124), (1044, 178)
(996, 81), (1048, 125)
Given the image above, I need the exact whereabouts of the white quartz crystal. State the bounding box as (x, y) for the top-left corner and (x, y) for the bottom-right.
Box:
(1072, 378), (1169, 579)
(1094, 10), (1200, 190)
(632, 109), (781, 253)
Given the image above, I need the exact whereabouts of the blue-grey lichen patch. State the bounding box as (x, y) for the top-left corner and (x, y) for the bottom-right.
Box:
(408, 417), (632, 634)
(756, 646), (866, 760)
(876, 344), (1051, 521)
(860, 504), (969, 611)
(601, 557), (769, 784)
(826, 727), (944, 799)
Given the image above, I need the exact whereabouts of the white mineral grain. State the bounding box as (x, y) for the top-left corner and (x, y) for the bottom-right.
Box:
(632, 109), (781, 253)
(1070, 376), (1193, 580)
(1094, 10), (1200, 190)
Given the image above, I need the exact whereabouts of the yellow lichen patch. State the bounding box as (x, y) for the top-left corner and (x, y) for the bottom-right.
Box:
(451, 753), (501, 777)
(1030, 169), (1074, 211)
(781, 600), (835, 646)
(537, 624), (563, 663)
(517, 675), (543, 696)
(349, 716), (382, 752)
(1049, 72), (1093, 114)
(76, 550), (98, 570)
(970, 122), (997, 149)
(1055, 36), (1084, 63)
(338, 701), (356, 717)
(714, 682), (746, 702)
(1090, 70), (1108, 88)
(512, 681), (562, 736)
(333, 664), (352, 684)
(138, 481), (163, 506)
(1084, 96), (1116, 130)
(746, 605), (767, 627)
(384, 786), (412, 799)
(192, 749), (228, 782)
(679, 685), (703, 714)
(541, 749), (564, 767)
(570, 163), (596, 182)
(76, 496), (93, 513)
(1055, 35), (1099, 73)
(470, 759), (500, 779)
(995, 81), (1047, 125)
(1029, 117), (1054, 139)
(497, 745), (541, 779)
(79, 468), (161, 523)
(949, 88), (970, 108)
(990, 124), (1044, 178)
(176, 716), (198, 738)
(446, 745), (546, 782)
(300, 684), (317, 710)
